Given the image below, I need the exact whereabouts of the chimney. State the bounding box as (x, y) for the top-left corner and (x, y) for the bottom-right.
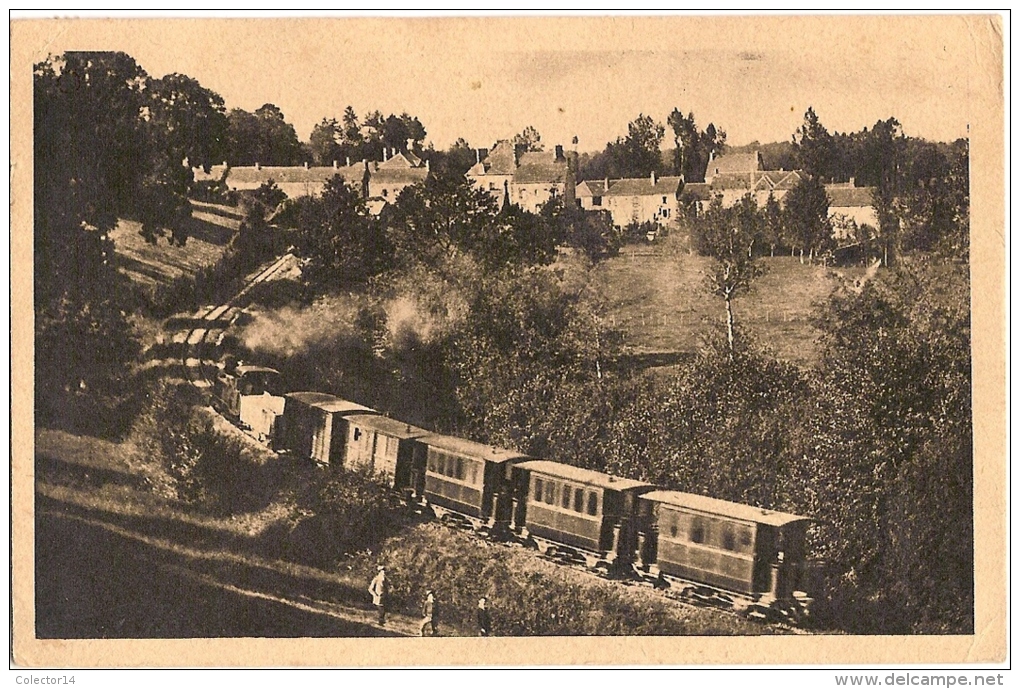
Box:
(254, 162), (261, 170)
(346, 157), (351, 167)
(604, 176), (609, 192)
(222, 161), (227, 167)
(555, 144), (564, 161)
(383, 148), (388, 162)
(425, 159), (430, 172)
(332, 160), (338, 169)
(476, 149), (481, 165)
(850, 176), (856, 187)
(304, 161), (309, 170)
(651, 170), (656, 186)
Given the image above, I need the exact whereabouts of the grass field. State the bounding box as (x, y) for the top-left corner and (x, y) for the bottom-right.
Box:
(110, 200), (242, 288)
(598, 244), (867, 367)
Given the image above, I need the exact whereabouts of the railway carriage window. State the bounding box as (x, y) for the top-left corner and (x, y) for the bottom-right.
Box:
(427, 454), (436, 472)
(353, 428), (362, 441)
(722, 524), (736, 551)
(691, 518), (706, 544)
(456, 456), (465, 480)
(544, 481), (555, 505)
(561, 485), (571, 509)
(574, 487), (584, 512)
(586, 492), (598, 516)
(668, 513), (678, 538)
(533, 478), (543, 501)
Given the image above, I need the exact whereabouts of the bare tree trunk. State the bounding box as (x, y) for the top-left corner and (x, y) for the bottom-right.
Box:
(725, 296), (735, 360)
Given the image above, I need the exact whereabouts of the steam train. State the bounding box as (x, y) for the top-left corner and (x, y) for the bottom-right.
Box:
(215, 369), (814, 620)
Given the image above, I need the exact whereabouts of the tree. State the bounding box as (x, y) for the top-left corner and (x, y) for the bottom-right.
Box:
(803, 262), (972, 632)
(294, 176), (391, 290)
(34, 52), (144, 430)
(793, 107), (837, 181)
(783, 176), (832, 262)
(540, 197), (620, 263)
(691, 198), (765, 358)
(761, 192), (784, 257)
(225, 104), (302, 166)
(512, 126), (544, 152)
(308, 118), (342, 166)
(604, 114), (665, 178)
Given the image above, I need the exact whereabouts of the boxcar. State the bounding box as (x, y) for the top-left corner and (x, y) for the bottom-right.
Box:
(418, 434), (528, 530)
(341, 414), (430, 489)
(637, 490), (811, 601)
(279, 392), (376, 465)
(511, 460), (655, 567)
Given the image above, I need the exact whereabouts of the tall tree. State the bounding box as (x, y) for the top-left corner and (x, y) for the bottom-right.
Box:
(783, 176), (832, 262)
(34, 52), (144, 428)
(308, 117), (342, 166)
(792, 107), (837, 181)
(604, 113), (665, 178)
(225, 103), (302, 166)
(511, 126), (544, 152)
(691, 198), (765, 357)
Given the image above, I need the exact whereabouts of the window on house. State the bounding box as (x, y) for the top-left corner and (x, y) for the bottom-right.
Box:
(593, 197), (601, 206)
(586, 492), (599, 516)
(382, 189), (388, 198)
(662, 196), (668, 204)
(662, 208), (669, 218)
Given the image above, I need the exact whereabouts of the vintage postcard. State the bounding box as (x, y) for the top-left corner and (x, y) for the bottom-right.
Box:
(11, 13), (1006, 667)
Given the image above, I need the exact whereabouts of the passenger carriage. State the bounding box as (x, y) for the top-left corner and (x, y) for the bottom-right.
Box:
(416, 434), (529, 532)
(341, 414), (430, 493)
(636, 490), (812, 606)
(511, 460), (655, 569)
(278, 392), (376, 464)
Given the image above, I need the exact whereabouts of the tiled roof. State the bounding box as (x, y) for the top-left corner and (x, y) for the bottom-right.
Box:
(418, 433), (528, 464)
(679, 182), (712, 201)
(516, 460), (655, 493)
(706, 151), (762, 177)
(369, 165), (429, 185)
(771, 170), (803, 191)
(605, 176), (682, 197)
(226, 165), (365, 185)
(576, 180), (607, 197)
(826, 185), (876, 207)
(641, 490), (811, 527)
(377, 151), (423, 169)
(477, 140), (517, 176)
(192, 164), (229, 182)
(708, 172), (754, 190)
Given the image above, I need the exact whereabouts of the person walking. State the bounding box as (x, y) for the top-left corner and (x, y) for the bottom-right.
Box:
(369, 566), (388, 626)
(477, 596), (492, 636)
(419, 589), (438, 637)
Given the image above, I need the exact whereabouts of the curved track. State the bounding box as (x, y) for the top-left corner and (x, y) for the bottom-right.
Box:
(180, 253), (294, 390)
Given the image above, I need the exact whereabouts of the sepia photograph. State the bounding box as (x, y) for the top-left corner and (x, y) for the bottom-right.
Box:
(10, 12), (1006, 668)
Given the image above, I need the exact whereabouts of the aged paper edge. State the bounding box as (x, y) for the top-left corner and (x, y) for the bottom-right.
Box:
(9, 15), (1006, 667)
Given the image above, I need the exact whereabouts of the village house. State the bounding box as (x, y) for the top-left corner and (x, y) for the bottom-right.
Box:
(468, 141), (575, 213)
(577, 173), (681, 228)
(194, 145), (429, 214)
(825, 180), (879, 240)
(702, 150), (803, 207)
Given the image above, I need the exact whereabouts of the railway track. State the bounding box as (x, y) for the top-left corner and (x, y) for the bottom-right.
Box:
(179, 253), (295, 390)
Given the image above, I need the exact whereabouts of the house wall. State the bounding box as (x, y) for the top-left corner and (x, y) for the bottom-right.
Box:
(829, 205), (878, 233)
(512, 182), (564, 213)
(604, 194), (678, 227)
(468, 174), (513, 208)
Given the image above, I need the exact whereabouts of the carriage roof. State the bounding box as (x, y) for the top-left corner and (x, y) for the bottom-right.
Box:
(285, 391), (376, 415)
(418, 433), (528, 464)
(342, 414), (430, 439)
(640, 490), (811, 527)
(516, 460), (654, 493)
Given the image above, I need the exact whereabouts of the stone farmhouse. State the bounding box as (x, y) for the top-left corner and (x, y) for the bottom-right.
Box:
(467, 141), (576, 213)
(577, 172), (682, 228)
(193, 146), (429, 214)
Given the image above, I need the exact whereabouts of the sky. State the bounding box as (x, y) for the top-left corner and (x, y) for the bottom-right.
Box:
(19, 13), (998, 151)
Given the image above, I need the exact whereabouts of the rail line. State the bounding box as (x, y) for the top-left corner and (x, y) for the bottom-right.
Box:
(179, 253), (294, 390)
